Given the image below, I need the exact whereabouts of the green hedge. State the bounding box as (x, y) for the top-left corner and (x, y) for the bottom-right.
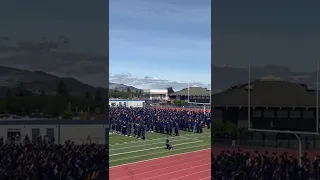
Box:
(212, 121), (237, 135)
(172, 100), (188, 106)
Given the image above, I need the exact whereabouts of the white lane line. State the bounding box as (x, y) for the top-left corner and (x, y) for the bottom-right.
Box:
(110, 152), (209, 174)
(110, 146), (210, 164)
(140, 163), (210, 180)
(112, 158), (210, 180)
(198, 177), (211, 180)
(170, 170), (211, 180)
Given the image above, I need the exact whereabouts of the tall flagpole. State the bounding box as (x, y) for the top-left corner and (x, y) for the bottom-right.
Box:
(210, 83), (212, 104)
(317, 59), (319, 134)
(187, 81), (190, 103)
(248, 60), (251, 130)
(206, 83), (211, 114)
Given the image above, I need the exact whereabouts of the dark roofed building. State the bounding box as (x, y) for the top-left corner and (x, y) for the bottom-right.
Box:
(0, 119), (108, 145)
(212, 76), (317, 108)
(169, 86), (210, 103)
(211, 76), (319, 133)
(79, 113), (108, 120)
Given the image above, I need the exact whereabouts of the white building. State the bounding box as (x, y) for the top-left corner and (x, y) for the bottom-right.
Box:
(143, 89), (168, 100)
(0, 120), (108, 145)
(109, 99), (145, 108)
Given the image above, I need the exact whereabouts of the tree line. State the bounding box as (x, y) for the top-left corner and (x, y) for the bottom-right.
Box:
(109, 87), (143, 99)
(109, 87), (175, 99)
(0, 81), (107, 117)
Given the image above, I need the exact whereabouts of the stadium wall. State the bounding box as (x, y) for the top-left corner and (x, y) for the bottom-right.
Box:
(109, 99), (145, 107)
(0, 120), (108, 145)
(143, 89), (168, 100)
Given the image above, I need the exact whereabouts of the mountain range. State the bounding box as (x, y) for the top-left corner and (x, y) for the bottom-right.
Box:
(0, 65), (317, 97)
(0, 66), (139, 97)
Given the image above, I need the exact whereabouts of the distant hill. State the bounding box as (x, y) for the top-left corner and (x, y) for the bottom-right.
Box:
(109, 83), (140, 92)
(212, 64), (317, 92)
(0, 65), (316, 98)
(0, 66), (140, 98)
(5, 64), (315, 97)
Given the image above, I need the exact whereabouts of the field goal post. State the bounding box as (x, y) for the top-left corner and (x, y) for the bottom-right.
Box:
(247, 59), (320, 167)
(187, 82), (211, 114)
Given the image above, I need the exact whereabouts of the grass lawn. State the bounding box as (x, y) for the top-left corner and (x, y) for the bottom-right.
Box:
(109, 129), (211, 167)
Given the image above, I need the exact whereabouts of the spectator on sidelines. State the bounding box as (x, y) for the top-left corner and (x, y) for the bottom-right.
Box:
(0, 135), (108, 180)
(212, 149), (320, 180)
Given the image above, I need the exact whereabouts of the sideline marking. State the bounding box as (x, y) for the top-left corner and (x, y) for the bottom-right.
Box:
(110, 147), (210, 167)
(110, 140), (203, 156)
(110, 136), (204, 151)
(109, 132), (209, 146)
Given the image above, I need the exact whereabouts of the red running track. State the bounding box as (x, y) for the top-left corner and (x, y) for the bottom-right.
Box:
(110, 149), (211, 180)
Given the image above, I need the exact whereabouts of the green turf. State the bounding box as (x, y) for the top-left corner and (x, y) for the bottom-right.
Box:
(109, 129), (211, 167)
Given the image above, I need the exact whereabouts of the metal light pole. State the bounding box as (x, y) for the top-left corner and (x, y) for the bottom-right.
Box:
(187, 81), (190, 103)
(317, 59), (319, 134)
(248, 60), (251, 130)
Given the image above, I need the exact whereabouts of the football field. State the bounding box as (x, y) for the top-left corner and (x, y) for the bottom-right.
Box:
(109, 129), (211, 167)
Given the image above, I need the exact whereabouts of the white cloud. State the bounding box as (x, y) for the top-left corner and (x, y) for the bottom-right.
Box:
(0, 38), (211, 90)
(109, 73), (210, 90)
(110, 0), (210, 25)
(0, 38), (110, 87)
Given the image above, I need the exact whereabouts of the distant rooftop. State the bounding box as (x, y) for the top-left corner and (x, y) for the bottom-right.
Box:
(259, 75), (284, 81)
(169, 86), (210, 96)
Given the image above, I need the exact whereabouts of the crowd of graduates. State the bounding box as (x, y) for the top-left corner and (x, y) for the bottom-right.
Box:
(109, 107), (211, 139)
(0, 135), (108, 180)
(212, 149), (320, 180)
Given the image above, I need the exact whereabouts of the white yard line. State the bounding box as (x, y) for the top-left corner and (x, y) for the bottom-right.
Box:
(110, 134), (194, 146)
(110, 140), (204, 156)
(110, 136), (203, 151)
(110, 132), (210, 146)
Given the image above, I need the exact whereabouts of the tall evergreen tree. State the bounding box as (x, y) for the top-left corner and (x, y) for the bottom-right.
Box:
(85, 91), (90, 100)
(56, 80), (68, 96)
(6, 89), (11, 98)
(17, 80), (26, 97)
(41, 90), (46, 96)
(167, 87), (174, 94)
(127, 87), (131, 92)
(95, 91), (101, 101)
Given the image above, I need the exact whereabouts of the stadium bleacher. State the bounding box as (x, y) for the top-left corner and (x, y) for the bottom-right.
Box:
(0, 136), (108, 180)
(212, 148), (320, 179)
